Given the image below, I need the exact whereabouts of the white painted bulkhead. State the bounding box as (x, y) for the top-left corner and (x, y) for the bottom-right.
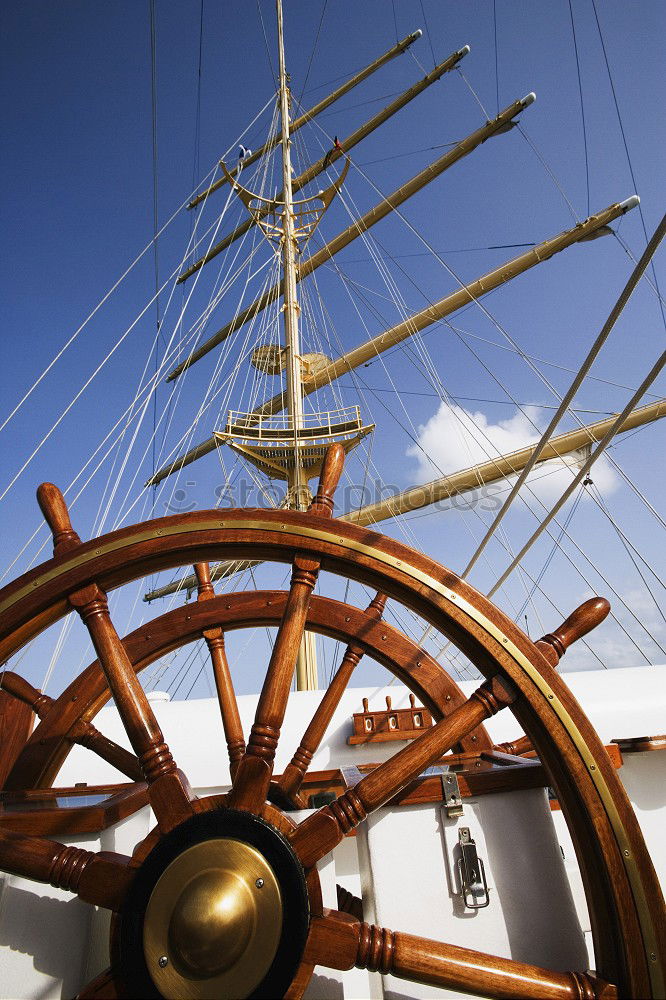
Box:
(0, 664), (664, 999)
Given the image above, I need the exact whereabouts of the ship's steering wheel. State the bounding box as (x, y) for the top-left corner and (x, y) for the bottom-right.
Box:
(0, 446), (664, 999)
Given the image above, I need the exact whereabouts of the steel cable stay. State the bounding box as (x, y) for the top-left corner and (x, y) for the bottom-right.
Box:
(271, 269), (485, 676)
(589, 484), (666, 629)
(333, 148), (666, 534)
(304, 256), (607, 669)
(1, 227), (272, 585)
(590, 0), (666, 338)
(318, 258), (662, 662)
(613, 232), (666, 309)
(567, 0), (591, 217)
(0, 234), (275, 594)
(109, 180), (284, 527)
(307, 222), (664, 643)
(94, 184), (245, 537)
(0, 172), (243, 505)
(133, 258), (283, 529)
(488, 348), (666, 600)
(0, 90), (277, 439)
(45, 56), (660, 672)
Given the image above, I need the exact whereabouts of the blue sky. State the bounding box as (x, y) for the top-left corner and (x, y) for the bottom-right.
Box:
(1, 1), (664, 699)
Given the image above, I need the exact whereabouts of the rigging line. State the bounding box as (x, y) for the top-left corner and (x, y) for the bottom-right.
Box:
(568, 0), (590, 217)
(461, 210), (666, 582)
(317, 260), (524, 569)
(0, 161), (214, 438)
(613, 233), (666, 309)
(94, 180), (243, 534)
(590, 0), (666, 337)
(330, 317), (603, 670)
(489, 347), (666, 600)
(142, 244), (277, 478)
(358, 143), (470, 166)
(185, 643), (212, 701)
(458, 59), (581, 225)
(493, 0), (499, 116)
(169, 642), (203, 699)
(405, 39), (430, 79)
(339, 153), (666, 530)
(256, 0), (278, 88)
(516, 485), (584, 620)
(1, 90), (276, 440)
(446, 324), (664, 398)
(149, 0), (160, 525)
(325, 256), (659, 397)
(191, 0), (205, 196)
(590, 482), (666, 629)
(319, 91), (403, 118)
(0, 238), (211, 505)
(336, 386), (613, 412)
(329, 252), (660, 657)
(314, 146), (652, 655)
(336, 241), (534, 257)
(401, 331), (666, 650)
(455, 66), (491, 120)
(391, 1), (399, 43)
(135, 267), (279, 527)
(322, 204), (666, 578)
(113, 244), (268, 519)
(74, 237), (262, 548)
(516, 125), (580, 224)
(298, 0), (327, 103)
(333, 247), (664, 396)
(419, 0), (437, 69)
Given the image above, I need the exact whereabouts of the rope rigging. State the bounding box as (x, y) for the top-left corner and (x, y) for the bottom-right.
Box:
(4, 12), (665, 700)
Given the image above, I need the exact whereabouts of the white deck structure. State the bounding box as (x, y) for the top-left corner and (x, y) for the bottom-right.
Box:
(1, 665), (665, 999)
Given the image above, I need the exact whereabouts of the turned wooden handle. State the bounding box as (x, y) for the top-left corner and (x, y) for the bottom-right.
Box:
(194, 562), (215, 598)
(36, 482), (80, 552)
(310, 443), (345, 516)
(1, 671), (52, 714)
(496, 734), (533, 756)
(536, 597), (611, 667)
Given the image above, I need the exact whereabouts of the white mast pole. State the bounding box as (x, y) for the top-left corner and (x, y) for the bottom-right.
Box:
(276, 0), (318, 689)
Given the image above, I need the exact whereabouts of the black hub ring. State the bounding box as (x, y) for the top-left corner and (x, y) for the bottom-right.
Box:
(118, 808), (310, 999)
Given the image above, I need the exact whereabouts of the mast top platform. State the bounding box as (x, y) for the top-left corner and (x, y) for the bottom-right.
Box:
(215, 406), (374, 482)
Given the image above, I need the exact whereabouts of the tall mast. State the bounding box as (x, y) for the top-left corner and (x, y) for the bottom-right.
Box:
(276, 0), (306, 509)
(276, 0), (318, 688)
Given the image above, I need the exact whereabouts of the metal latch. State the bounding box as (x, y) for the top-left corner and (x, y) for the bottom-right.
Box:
(457, 828), (490, 909)
(442, 771), (463, 818)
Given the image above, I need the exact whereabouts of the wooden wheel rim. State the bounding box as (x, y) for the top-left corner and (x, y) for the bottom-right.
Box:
(7, 589), (489, 791)
(1, 507), (664, 996)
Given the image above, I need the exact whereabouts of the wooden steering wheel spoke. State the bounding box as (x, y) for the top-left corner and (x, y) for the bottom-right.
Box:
(290, 675), (517, 869)
(229, 446), (345, 813)
(0, 670), (143, 782)
(194, 562), (246, 775)
(37, 483), (194, 833)
(277, 591), (387, 802)
(0, 829), (133, 912)
(304, 910), (616, 1000)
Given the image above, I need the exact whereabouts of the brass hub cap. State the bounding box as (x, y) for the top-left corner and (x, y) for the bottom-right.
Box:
(143, 838), (282, 999)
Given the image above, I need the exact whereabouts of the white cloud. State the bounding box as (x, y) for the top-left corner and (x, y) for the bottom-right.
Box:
(406, 401), (618, 503)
